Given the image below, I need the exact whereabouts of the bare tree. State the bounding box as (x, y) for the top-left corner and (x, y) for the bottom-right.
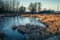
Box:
(5, 1), (9, 11)
(0, 0), (4, 11)
(9, 0), (11, 11)
(28, 2), (41, 13)
(28, 3), (36, 12)
(16, 1), (19, 12)
(13, 0), (15, 11)
(35, 2), (38, 12)
(19, 5), (26, 13)
(38, 2), (41, 12)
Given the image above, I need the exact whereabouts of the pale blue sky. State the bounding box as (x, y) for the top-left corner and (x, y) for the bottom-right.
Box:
(4, 0), (60, 11)
(18, 0), (60, 11)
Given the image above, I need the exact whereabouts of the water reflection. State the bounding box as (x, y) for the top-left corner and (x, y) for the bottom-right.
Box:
(0, 16), (59, 40)
(0, 16), (45, 40)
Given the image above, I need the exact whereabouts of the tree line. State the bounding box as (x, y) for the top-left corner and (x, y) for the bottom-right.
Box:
(0, 0), (41, 13)
(0, 0), (19, 12)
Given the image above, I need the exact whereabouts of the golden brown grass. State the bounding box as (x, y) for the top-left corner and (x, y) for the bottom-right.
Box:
(21, 14), (60, 34)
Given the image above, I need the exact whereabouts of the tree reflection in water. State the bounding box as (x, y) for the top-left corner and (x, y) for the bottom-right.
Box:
(0, 16), (60, 40)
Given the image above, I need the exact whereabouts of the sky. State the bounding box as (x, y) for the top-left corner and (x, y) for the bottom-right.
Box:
(18, 0), (60, 11)
(3, 0), (60, 11)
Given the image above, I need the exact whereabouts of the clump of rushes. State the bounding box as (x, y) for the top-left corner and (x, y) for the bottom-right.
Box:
(0, 32), (6, 40)
(12, 25), (17, 30)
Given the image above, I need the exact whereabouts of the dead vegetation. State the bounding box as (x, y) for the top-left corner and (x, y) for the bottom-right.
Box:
(21, 14), (60, 34)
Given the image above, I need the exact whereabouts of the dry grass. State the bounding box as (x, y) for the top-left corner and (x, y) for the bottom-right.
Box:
(21, 14), (60, 34)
